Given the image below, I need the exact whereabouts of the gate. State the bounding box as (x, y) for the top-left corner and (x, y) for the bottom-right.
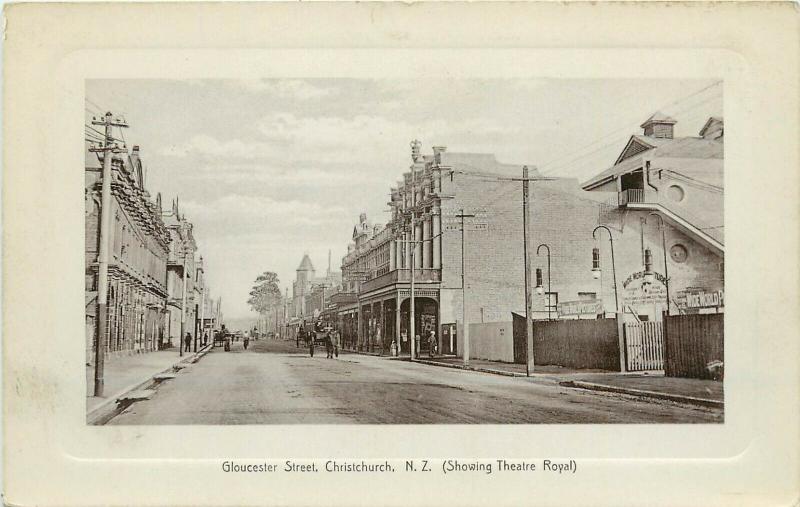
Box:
(624, 321), (664, 371)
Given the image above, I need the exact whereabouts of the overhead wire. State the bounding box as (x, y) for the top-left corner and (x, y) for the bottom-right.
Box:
(539, 92), (724, 178)
(536, 81), (722, 173)
(537, 87), (723, 179)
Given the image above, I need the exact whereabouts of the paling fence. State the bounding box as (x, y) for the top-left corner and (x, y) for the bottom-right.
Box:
(663, 313), (724, 379)
(512, 313), (621, 371)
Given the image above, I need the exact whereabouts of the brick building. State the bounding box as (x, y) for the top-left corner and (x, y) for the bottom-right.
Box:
(338, 141), (607, 356)
(85, 144), (170, 362)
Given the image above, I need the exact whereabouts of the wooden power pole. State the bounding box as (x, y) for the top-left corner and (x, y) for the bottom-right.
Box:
(90, 112), (128, 397)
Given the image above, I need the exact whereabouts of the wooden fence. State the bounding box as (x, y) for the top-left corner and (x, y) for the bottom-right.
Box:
(512, 313), (621, 371)
(624, 321), (664, 371)
(663, 313), (724, 379)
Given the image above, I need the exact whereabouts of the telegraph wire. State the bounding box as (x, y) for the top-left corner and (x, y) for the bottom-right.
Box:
(539, 92), (724, 179)
(536, 81), (722, 174)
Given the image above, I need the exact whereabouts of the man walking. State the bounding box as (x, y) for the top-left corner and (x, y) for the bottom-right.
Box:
(184, 332), (192, 353)
(325, 331), (333, 359)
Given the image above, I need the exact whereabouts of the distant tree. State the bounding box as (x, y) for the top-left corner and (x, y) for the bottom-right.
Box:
(247, 271), (282, 315)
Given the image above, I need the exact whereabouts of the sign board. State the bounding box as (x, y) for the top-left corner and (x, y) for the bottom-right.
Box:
(621, 271), (667, 307)
(676, 289), (724, 309)
(557, 300), (604, 317)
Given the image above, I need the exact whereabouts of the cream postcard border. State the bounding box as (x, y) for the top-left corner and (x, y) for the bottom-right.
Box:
(4, 3), (799, 506)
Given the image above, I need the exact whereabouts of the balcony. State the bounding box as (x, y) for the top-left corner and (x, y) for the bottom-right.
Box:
(360, 268), (441, 294)
(618, 188), (647, 206)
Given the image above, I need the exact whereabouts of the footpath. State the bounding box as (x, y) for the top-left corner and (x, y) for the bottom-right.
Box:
(86, 344), (211, 424)
(410, 356), (723, 409)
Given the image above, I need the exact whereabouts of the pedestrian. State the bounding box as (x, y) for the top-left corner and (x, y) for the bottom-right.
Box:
(184, 332), (192, 352)
(325, 331), (333, 359)
(243, 334), (250, 350)
(414, 334), (421, 357)
(203, 331), (208, 347)
(428, 330), (437, 357)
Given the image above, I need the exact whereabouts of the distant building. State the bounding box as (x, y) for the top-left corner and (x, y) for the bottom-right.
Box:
(85, 144), (170, 362)
(161, 198), (204, 347)
(291, 251), (342, 321)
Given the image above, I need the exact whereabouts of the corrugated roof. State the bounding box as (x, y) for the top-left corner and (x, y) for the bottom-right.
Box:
(641, 111), (677, 126)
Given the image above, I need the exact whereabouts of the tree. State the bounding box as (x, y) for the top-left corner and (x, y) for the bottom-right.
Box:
(247, 271), (282, 315)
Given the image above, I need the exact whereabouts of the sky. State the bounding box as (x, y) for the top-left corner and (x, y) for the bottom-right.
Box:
(86, 78), (722, 320)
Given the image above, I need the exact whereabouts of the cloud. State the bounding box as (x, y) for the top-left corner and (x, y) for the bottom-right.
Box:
(231, 79), (333, 100)
(181, 194), (348, 233)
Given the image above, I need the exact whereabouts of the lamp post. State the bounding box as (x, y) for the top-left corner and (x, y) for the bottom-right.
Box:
(536, 244), (552, 320)
(592, 225), (619, 315)
(646, 212), (671, 316)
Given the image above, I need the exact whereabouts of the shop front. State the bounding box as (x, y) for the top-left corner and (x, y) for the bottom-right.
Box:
(356, 287), (439, 356)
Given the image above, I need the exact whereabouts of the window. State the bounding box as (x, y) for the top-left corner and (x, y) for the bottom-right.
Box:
(667, 184), (685, 202)
(545, 292), (558, 313)
(578, 292), (597, 301)
(670, 244), (689, 263)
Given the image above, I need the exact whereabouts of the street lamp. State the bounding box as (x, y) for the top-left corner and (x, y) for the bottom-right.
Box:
(592, 225), (619, 314)
(536, 243), (552, 320)
(535, 269), (544, 295)
(646, 212), (671, 316)
(591, 247), (601, 279)
(643, 248), (655, 285)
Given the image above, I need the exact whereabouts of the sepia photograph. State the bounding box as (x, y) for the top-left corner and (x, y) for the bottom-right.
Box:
(5, 2), (799, 506)
(84, 78), (725, 425)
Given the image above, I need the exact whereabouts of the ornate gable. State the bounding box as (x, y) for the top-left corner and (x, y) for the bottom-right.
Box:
(614, 136), (655, 165)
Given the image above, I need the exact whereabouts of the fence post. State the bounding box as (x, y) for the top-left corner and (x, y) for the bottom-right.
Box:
(662, 313), (669, 376)
(617, 317), (627, 372)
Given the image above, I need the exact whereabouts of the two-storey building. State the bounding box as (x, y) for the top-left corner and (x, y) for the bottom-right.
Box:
(85, 144), (171, 361)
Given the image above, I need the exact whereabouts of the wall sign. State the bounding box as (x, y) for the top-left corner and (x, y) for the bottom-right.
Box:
(676, 289), (724, 309)
(557, 300), (604, 316)
(621, 270), (667, 306)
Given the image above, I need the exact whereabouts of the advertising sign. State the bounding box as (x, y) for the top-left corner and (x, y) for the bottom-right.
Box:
(621, 270), (667, 307)
(676, 288), (724, 309)
(557, 300), (604, 317)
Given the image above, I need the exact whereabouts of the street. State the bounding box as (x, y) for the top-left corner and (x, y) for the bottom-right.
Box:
(109, 340), (722, 424)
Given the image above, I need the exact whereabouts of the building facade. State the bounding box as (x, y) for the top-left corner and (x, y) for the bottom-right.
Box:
(161, 199), (203, 348)
(579, 113), (724, 319)
(85, 144), (171, 362)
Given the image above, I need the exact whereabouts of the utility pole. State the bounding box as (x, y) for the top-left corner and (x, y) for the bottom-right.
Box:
(456, 209), (475, 366)
(522, 166), (535, 376)
(90, 111), (128, 397)
(410, 235), (416, 361)
(179, 247), (189, 357)
(200, 278), (205, 347)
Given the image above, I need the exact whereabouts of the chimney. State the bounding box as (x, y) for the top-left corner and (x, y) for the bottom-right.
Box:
(410, 139), (422, 162)
(432, 145), (447, 164)
(641, 112), (677, 139)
